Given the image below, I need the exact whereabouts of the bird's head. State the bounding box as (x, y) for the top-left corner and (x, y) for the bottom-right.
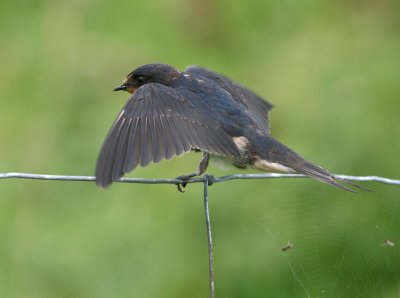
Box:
(113, 64), (180, 93)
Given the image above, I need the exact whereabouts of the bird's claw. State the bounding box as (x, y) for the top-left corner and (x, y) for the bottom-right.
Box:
(176, 181), (187, 193)
(175, 175), (192, 193)
(175, 174), (216, 192)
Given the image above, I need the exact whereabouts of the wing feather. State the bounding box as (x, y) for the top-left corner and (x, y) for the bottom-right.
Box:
(153, 116), (165, 163)
(123, 118), (136, 172)
(126, 118), (141, 171)
(159, 115), (175, 160)
(96, 83), (240, 187)
(169, 116), (192, 153)
(112, 118), (130, 180)
(140, 116), (153, 167)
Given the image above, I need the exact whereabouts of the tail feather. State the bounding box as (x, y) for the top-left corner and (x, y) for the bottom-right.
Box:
(257, 137), (367, 192)
(292, 160), (355, 193)
(334, 176), (373, 192)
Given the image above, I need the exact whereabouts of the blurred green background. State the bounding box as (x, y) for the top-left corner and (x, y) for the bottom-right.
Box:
(1, 0), (399, 297)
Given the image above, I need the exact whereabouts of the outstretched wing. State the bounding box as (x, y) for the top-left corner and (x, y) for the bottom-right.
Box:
(95, 83), (241, 187)
(185, 65), (274, 133)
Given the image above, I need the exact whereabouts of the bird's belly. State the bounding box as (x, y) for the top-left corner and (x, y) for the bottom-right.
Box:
(251, 157), (296, 173)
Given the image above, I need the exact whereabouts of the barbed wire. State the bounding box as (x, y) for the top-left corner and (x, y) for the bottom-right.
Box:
(1, 171), (399, 298)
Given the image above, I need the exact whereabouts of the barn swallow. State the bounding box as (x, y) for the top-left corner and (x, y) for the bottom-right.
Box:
(95, 63), (364, 192)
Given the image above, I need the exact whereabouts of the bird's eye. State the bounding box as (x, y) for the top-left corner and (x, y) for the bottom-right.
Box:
(136, 76), (145, 84)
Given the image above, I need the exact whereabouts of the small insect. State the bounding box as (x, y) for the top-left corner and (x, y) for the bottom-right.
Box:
(383, 240), (395, 247)
(281, 242), (294, 252)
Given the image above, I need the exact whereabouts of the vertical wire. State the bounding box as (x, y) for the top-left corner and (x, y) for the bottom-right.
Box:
(203, 175), (215, 298)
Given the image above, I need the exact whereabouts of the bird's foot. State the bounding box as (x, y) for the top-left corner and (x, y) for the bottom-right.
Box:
(175, 174), (196, 193)
(175, 152), (210, 193)
(175, 173), (216, 192)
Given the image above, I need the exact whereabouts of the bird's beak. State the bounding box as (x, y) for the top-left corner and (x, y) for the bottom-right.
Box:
(113, 84), (137, 93)
(113, 85), (128, 91)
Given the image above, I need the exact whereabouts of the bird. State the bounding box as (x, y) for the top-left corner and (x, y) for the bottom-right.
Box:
(95, 63), (363, 191)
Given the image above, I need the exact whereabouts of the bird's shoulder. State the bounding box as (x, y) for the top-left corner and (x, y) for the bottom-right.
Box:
(166, 71), (239, 111)
(184, 65), (273, 109)
(183, 65), (273, 133)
